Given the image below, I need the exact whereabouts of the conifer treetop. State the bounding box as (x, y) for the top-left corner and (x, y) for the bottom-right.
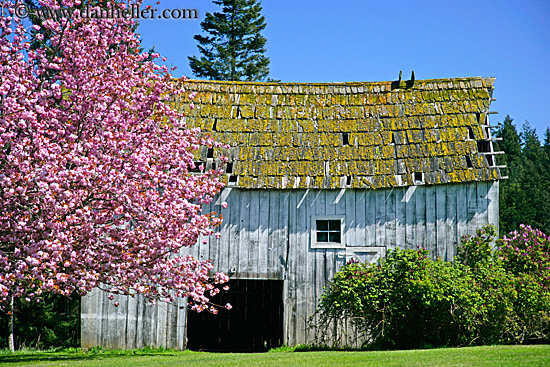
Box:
(189, 0), (270, 81)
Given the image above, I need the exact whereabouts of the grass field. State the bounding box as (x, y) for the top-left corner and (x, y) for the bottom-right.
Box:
(1, 345), (549, 367)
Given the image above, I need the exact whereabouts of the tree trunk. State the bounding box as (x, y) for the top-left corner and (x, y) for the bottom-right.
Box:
(8, 296), (15, 352)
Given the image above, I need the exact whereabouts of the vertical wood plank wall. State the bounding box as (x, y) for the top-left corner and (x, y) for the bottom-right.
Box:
(81, 181), (499, 349)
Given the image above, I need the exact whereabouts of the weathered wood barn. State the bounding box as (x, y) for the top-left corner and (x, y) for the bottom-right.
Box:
(81, 76), (503, 351)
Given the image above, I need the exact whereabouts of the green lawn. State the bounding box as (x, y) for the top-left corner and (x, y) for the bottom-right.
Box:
(1, 345), (549, 367)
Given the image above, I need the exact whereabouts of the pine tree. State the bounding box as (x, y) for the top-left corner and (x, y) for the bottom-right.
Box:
(188, 0), (270, 81)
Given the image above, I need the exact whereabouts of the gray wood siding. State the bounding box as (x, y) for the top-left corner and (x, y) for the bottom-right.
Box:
(81, 288), (187, 350)
(81, 181), (499, 349)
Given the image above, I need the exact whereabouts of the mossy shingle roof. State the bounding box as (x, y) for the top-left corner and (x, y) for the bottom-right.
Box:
(173, 77), (502, 189)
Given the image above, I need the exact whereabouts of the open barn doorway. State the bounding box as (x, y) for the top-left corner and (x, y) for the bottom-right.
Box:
(186, 279), (284, 352)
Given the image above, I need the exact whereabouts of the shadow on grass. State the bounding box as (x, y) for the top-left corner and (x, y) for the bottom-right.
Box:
(0, 347), (186, 364)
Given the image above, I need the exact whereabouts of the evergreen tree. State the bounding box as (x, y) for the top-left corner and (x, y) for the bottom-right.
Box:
(496, 117), (550, 235)
(519, 122), (548, 232)
(543, 128), (550, 158)
(189, 0), (270, 81)
(543, 129), (550, 228)
(495, 116), (524, 235)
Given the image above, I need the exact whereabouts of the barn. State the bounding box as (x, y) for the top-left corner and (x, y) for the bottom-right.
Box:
(81, 76), (503, 351)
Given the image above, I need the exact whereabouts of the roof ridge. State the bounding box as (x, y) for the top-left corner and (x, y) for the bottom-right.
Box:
(179, 76), (495, 88)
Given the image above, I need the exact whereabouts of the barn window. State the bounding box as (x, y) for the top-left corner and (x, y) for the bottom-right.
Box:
(317, 220), (341, 242)
(311, 215), (345, 249)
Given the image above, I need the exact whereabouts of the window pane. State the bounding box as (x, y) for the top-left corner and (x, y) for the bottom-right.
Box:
(317, 220), (328, 231)
(317, 232), (328, 242)
(329, 232), (341, 243)
(328, 220), (340, 230)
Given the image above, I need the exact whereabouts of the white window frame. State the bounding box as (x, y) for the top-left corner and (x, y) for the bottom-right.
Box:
(310, 215), (346, 249)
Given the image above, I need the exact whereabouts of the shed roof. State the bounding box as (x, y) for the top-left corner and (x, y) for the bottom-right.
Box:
(174, 76), (502, 189)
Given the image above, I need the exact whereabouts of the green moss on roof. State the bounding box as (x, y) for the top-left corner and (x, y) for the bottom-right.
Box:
(173, 77), (502, 189)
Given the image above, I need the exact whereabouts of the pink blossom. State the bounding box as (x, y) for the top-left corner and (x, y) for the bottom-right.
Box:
(0, 0), (229, 311)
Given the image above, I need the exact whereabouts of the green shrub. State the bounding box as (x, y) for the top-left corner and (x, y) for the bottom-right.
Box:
(316, 225), (550, 350)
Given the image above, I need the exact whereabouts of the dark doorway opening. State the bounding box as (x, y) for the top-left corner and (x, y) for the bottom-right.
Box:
(186, 279), (284, 352)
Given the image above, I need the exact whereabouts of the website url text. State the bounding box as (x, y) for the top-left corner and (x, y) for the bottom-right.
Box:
(12, 4), (198, 20)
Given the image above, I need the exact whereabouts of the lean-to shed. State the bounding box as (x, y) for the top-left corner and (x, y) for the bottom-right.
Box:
(81, 76), (503, 351)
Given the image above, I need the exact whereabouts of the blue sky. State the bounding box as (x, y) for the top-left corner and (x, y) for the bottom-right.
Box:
(138, 0), (550, 139)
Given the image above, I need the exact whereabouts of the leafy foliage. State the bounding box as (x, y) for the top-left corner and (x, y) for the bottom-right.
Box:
(0, 293), (79, 349)
(188, 0), (270, 81)
(315, 226), (550, 349)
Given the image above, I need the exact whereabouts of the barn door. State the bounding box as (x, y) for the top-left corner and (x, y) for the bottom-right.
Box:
(186, 279), (284, 352)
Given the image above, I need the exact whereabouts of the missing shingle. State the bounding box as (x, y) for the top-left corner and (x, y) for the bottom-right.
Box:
(466, 155), (473, 168)
(207, 148), (214, 158)
(226, 162), (233, 174)
(212, 119), (218, 132)
(486, 155), (494, 166)
(414, 172), (423, 184)
(477, 140), (491, 153)
(228, 175), (238, 185)
(346, 176), (351, 186)
(391, 132), (396, 144)
(468, 127), (475, 140)
(342, 132), (349, 145)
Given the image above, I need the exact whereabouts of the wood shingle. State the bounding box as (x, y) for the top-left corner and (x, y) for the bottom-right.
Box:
(175, 76), (501, 189)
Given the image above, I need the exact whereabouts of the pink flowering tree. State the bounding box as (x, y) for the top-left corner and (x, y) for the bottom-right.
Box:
(0, 0), (229, 323)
